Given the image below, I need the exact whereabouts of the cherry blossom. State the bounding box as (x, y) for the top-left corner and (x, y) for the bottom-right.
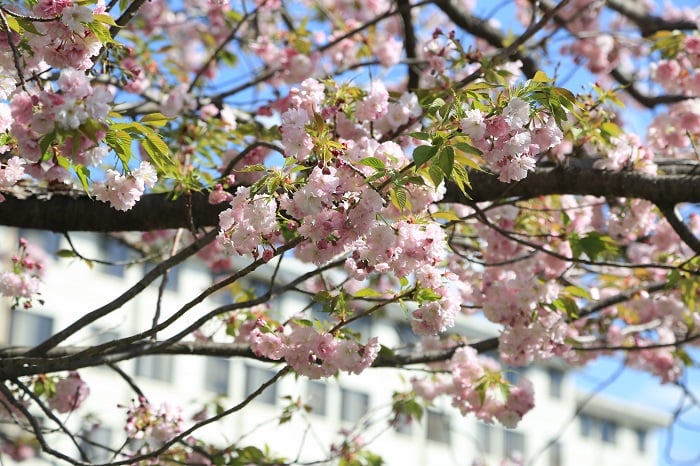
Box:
(47, 372), (90, 413)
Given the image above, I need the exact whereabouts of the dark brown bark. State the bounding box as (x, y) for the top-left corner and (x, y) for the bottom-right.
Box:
(1, 163), (698, 232)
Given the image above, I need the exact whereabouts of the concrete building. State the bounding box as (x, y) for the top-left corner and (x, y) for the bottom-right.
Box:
(0, 227), (670, 465)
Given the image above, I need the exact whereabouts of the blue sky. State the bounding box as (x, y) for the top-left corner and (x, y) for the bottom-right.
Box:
(574, 358), (700, 466)
(466, 2), (700, 465)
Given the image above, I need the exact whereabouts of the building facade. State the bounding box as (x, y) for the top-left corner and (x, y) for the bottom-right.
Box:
(0, 227), (669, 465)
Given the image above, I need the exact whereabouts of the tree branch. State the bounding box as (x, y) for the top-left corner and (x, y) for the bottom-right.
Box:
(397, 0), (420, 90)
(0, 338), (500, 377)
(1, 162), (699, 232)
(656, 203), (700, 256)
(605, 0), (698, 36)
(610, 68), (690, 109)
(23, 230), (218, 357)
(432, 0), (540, 78)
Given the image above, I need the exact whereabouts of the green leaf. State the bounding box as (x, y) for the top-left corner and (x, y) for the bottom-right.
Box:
(533, 70), (552, 83)
(105, 129), (132, 166)
(379, 345), (395, 360)
(34, 381), (44, 396)
(93, 13), (117, 26)
(415, 287), (441, 302)
(563, 285), (591, 300)
(358, 157), (386, 171)
(408, 132), (431, 141)
(453, 142), (483, 156)
(428, 97), (446, 110)
(450, 164), (472, 196)
(39, 130), (58, 161)
(16, 17), (42, 34)
(436, 146), (454, 180)
(141, 133), (171, 170)
(4, 15), (22, 33)
(431, 210), (461, 221)
(140, 112), (170, 127)
(76, 165), (92, 196)
(354, 287), (384, 298)
(673, 347), (694, 367)
(86, 21), (115, 44)
(601, 121), (623, 139)
(56, 249), (77, 258)
(667, 269), (681, 288)
(389, 187), (407, 211)
(427, 164), (444, 188)
(56, 155), (71, 169)
(413, 145), (438, 166)
(552, 296), (580, 319)
(678, 277), (699, 313)
(569, 232), (618, 261)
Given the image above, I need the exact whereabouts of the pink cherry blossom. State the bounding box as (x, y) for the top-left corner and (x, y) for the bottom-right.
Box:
(217, 186), (278, 256)
(48, 372), (89, 413)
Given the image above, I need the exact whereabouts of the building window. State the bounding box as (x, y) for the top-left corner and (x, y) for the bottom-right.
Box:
(340, 388), (369, 424)
(306, 381), (327, 416)
(244, 365), (278, 405)
(393, 322), (420, 348)
(503, 430), (525, 457)
(505, 368), (522, 385)
(635, 428), (647, 452)
(579, 413), (595, 438)
(135, 355), (173, 382)
(204, 358), (230, 395)
(548, 441), (562, 466)
(548, 367), (564, 399)
(393, 412), (413, 435)
(81, 426), (112, 462)
(146, 263), (180, 292)
(9, 311), (54, 346)
(426, 410), (450, 444)
(476, 422), (493, 454)
(99, 235), (130, 277)
(18, 229), (61, 256)
(601, 420), (617, 444)
(92, 328), (119, 346)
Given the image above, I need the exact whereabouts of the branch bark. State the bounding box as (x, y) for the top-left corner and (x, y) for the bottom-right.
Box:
(1, 162), (698, 232)
(605, 0), (698, 36)
(0, 338), (500, 377)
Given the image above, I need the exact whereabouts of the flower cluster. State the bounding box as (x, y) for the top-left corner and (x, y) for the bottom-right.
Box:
(411, 347), (535, 428)
(451, 348), (535, 427)
(125, 396), (184, 443)
(0, 157), (26, 201)
(249, 322), (380, 379)
(0, 238), (43, 309)
(650, 34), (700, 96)
(47, 372), (90, 413)
(27, 0), (104, 71)
(9, 68), (112, 183)
(93, 161), (158, 211)
(0, 438), (35, 462)
(460, 97), (563, 182)
(217, 186), (278, 258)
(648, 99), (700, 157)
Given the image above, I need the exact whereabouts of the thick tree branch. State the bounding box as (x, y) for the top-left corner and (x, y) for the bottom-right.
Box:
(1, 163), (699, 232)
(0, 338), (500, 377)
(605, 0), (698, 36)
(0, 189), (221, 231)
